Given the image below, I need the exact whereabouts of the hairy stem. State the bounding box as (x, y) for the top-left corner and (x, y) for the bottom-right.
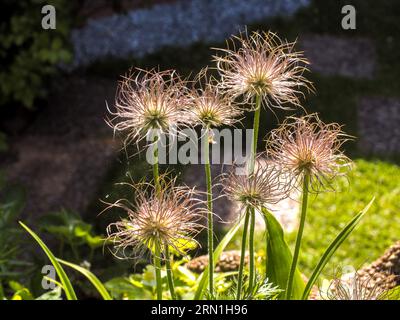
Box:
(152, 134), (163, 299)
(286, 173), (310, 300)
(237, 208), (251, 300)
(244, 94), (261, 294)
(153, 135), (161, 194)
(204, 127), (214, 296)
(249, 94), (261, 174)
(248, 207), (256, 292)
(263, 214), (269, 278)
(164, 244), (176, 300)
(154, 241), (163, 300)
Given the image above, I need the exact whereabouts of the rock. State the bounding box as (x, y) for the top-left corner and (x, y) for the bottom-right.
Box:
(325, 241), (400, 299)
(69, 0), (310, 68)
(186, 250), (248, 273)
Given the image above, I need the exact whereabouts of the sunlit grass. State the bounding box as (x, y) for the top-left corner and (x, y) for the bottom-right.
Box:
(288, 159), (400, 276)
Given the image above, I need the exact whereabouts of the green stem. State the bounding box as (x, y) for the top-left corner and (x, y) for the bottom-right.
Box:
(153, 135), (161, 194)
(154, 241), (163, 300)
(236, 208), (251, 300)
(204, 127), (214, 297)
(164, 244), (176, 300)
(263, 214), (269, 278)
(286, 173), (310, 300)
(248, 207), (256, 293)
(249, 94), (261, 175)
(152, 134), (162, 299)
(244, 94), (261, 295)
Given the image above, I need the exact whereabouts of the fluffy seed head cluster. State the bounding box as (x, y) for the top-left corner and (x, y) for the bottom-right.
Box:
(267, 114), (352, 192)
(187, 68), (242, 128)
(222, 159), (290, 210)
(106, 179), (204, 259)
(108, 69), (189, 147)
(214, 30), (312, 110)
(325, 272), (389, 300)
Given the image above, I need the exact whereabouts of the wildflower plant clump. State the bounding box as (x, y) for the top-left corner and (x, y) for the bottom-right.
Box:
(19, 29), (380, 301)
(266, 114), (354, 299)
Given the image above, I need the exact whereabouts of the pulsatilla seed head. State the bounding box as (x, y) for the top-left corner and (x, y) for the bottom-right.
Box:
(106, 178), (204, 260)
(222, 157), (290, 211)
(325, 271), (391, 300)
(267, 114), (353, 193)
(213, 30), (313, 111)
(107, 68), (191, 149)
(187, 68), (242, 128)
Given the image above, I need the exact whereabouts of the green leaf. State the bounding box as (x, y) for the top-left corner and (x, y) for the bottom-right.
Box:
(19, 221), (77, 300)
(74, 223), (91, 238)
(302, 197), (374, 300)
(194, 217), (243, 300)
(11, 288), (34, 300)
(262, 208), (305, 300)
(9, 281), (34, 301)
(168, 238), (198, 256)
(39, 210), (105, 249)
(85, 234), (105, 249)
(0, 185), (26, 226)
(381, 285), (400, 300)
(36, 287), (62, 300)
(105, 277), (152, 300)
(57, 258), (112, 300)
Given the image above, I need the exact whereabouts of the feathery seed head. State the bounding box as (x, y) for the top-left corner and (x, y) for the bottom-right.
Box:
(106, 178), (204, 259)
(325, 272), (390, 300)
(267, 114), (352, 193)
(222, 158), (290, 210)
(108, 69), (190, 148)
(213, 30), (312, 110)
(187, 68), (242, 128)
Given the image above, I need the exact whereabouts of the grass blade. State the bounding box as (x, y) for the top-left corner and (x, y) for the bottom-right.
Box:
(194, 217), (243, 300)
(381, 285), (400, 300)
(302, 197), (375, 300)
(57, 258), (112, 300)
(19, 221), (77, 300)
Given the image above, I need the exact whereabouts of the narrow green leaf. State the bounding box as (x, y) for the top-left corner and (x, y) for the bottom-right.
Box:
(19, 221), (77, 300)
(302, 197), (375, 300)
(57, 258), (112, 300)
(262, 208), (305, 300)
(194, 218), (243, 300)
(381, 285), (400, 300)
(36, 287), (62, 300)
